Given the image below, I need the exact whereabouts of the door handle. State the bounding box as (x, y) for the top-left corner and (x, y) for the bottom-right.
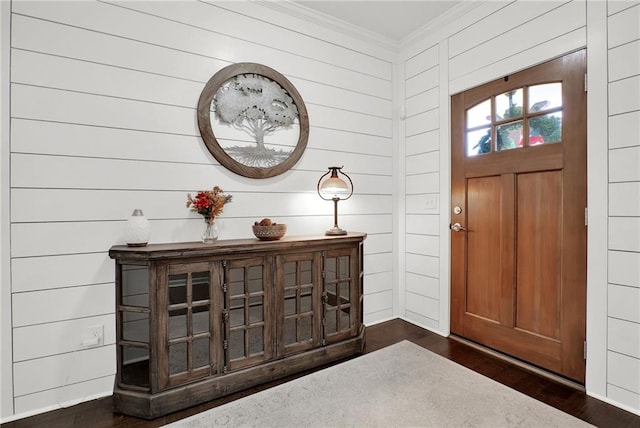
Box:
(450, 222), (467, 232)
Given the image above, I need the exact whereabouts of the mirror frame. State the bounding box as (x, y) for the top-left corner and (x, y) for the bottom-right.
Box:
(197, 63), (309, 179)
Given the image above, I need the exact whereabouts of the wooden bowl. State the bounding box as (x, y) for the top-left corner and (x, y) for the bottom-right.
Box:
(252, 224), (287, 241)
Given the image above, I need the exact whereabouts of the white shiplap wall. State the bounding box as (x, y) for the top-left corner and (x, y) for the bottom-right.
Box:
(399, 0), (640, 417)
(1, 0), (13, 421)
(403, 44), (442, 330)
(400, 0), (588, 334)
(4, 0), (394, 419)
(606, 1), (640, 412)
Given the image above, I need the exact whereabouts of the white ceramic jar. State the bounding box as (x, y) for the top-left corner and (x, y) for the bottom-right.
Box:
(124, 209), (150, 246)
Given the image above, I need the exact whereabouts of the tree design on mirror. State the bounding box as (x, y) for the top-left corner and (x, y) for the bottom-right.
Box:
(197, 63), (309, 179)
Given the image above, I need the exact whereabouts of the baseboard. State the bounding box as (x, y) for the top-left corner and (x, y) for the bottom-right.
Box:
(363, 315), (398, 327)
(586, 390), (640, 417)
(0, 390), (113, 424)
(398, 315), (449, 338)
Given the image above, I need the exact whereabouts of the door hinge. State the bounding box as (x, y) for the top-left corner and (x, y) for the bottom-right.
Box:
(584, 207), (588, 226)
(222, 309), (229, 324)
(223, 339), (228, 350)
(584, 73), (588, 92)
(584, 341), (587, 360)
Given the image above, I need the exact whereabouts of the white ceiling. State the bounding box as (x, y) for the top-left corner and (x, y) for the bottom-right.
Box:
(292, 1), (464, 41)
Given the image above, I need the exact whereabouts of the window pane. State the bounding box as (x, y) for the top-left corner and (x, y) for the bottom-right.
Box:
(169, 311), (187, 339)
(284, 288), (296, 315)
(169, 342), (187, 375)
(529, 112), (562, 145)
(467, 99), (491, 128)
(528, 83), (562, 112)
(496, 121), (522, 151)
(495, 89), (523, 121)
(340, 282), (350, 301)
(228, 281), (244, 297)
(249, 296), (263, 323)
(230, 300), (244, 327)
(300, 315), (312, 342)
(192, 272), (210, 301)
(121, 346), (149, 388)
(168, 274), (187, 305)
(339, 257), (349, 278)
(247, 266), (263, 294)
(249, 326), (263, 355)
(301, 288), (313, 312)
(229, 329), (245, 360)
(193, 338), (209, 369)
(122, 312), (149, 343)
(467, 127), (491, 156)
(283, 262), (296, 287)
(325, 258), (336, 281)
(121, 265), (148, 307)
(193, 306), (209, 334)
(327, 284), (337, 308)
(339, 308), (351, 331)
(325, 308), (338, 335)
(284, 317), (296, 345)
(300, 260), (312, 284)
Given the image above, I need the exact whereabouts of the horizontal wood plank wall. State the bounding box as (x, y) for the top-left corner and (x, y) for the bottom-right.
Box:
(606, 1), (640, 412)
(0, 0), (11, 420)
(403, 44), (441, 331)
(448, 1), (587, 94)
(7, 0), (394, 419)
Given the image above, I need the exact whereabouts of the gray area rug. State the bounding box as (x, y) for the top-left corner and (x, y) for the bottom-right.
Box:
(163, 340), (592, 428)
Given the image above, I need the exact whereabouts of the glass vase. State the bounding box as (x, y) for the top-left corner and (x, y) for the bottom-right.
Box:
(202, 217), (218, 243)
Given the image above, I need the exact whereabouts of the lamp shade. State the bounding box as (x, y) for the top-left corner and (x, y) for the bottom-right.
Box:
(317, 166), (353, 236)
(317, 166), (353, 201)
(319, 176), (349, 198)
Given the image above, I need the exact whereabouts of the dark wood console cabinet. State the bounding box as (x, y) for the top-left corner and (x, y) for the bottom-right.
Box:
(109, 233), (366, 419)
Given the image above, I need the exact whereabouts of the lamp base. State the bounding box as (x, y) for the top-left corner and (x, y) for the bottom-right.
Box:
(325, 227), (347, 236)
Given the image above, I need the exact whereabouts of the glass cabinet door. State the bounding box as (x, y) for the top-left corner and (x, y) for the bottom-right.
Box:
(276, 252), (322, 355)
(224, 257), (273, 371)
(117, 264), (151, 391)
(159, 262), (223, 389)
(322, 247), (358, 344)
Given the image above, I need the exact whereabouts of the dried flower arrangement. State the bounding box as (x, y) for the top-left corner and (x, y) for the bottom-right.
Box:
(186, 186), (233, 225)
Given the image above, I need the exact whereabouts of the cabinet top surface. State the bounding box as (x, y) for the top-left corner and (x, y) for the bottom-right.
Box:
(109, 232), (366, 261)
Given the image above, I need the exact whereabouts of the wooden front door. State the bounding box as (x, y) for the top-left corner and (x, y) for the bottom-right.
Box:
(450, 50), (587, 382)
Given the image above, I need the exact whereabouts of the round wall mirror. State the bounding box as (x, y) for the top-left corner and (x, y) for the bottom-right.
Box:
(197, 63), (309, 179)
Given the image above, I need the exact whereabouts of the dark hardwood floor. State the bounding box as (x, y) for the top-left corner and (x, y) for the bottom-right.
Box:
(3, 319), (639, 428)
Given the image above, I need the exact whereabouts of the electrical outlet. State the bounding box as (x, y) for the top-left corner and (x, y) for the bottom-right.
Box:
(81, 325), (104, 348)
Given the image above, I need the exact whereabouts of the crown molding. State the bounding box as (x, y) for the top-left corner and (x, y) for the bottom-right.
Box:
(256, 0), (401, 51)
(401, 1), (486, 47)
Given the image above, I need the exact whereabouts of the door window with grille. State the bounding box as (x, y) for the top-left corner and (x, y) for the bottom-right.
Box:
(466, 83), (563, 156)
